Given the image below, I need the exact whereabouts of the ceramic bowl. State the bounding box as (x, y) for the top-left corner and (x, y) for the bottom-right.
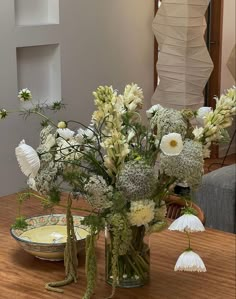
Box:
(10, 214), (90, 261)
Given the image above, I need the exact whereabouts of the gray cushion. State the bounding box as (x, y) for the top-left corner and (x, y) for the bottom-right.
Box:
(193, 164), (236, 233)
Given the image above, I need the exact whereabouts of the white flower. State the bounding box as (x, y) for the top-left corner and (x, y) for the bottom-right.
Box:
(128, 200), (155, 227)
(168, 213), (205, 232)
(123, 83), (143, 111)
(160, 133), (183, 156)
(127, 129), (136, 142)
(15, 140), (40, 178)
(44, 134), (56, 150)
(18, 88), (32, 102)
(57, 128), (74, 140)
(27, 177), (37, 191)
(76, 128), (94, 143)
(55, 138), (81, 161)
(193, 127), (204, 140)
(196, 107), (212, 126)
(146, 104), (163, 119)
(174, 250), (206, 272)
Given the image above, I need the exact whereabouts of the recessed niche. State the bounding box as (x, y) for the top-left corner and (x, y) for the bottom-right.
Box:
(15, 0), (59, 26)
(17, 44), (61, 107)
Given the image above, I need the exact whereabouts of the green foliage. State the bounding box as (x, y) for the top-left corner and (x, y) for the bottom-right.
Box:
(12, 216), (28, 230)
(82, 215), (105, 232)
(48, 187), (61, 205)
(110, 191), (126, 213)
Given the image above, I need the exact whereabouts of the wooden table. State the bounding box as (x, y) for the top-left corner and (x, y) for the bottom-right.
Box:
(0, 194), (235, 299)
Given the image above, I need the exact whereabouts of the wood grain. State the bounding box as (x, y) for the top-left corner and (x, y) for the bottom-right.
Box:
(0, 194), (235, 299)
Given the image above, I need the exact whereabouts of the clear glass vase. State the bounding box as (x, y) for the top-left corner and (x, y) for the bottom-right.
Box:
(105, 225), (150, 288)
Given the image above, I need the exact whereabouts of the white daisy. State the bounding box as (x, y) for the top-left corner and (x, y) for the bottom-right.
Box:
(15, 140), (40, 178)
(57, 128), (74, 140)
(168, 213), (205, 232)
(160, 133), (183, 156)
(174, 250), (206, 272)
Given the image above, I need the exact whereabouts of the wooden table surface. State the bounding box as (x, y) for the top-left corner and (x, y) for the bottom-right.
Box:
(0, 194), (235, 299)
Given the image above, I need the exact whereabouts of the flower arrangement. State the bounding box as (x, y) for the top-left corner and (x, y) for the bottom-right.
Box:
(1, 84), (235, 298)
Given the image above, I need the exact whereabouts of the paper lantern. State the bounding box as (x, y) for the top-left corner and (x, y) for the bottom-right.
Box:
(152, 0), (214, 110)
(227, 44), (236, 80)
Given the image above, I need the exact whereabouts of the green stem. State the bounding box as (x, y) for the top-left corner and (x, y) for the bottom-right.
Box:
(185, 231), (191, 249)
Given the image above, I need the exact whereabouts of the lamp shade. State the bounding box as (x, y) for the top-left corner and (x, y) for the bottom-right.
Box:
(152, 0), (214, 110)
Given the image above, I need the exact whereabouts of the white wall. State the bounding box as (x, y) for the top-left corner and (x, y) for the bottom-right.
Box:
(0, 0), (154, 196)
(220, 0), (236, 156)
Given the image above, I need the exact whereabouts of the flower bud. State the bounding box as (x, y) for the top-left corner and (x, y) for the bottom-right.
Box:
(57, 121), (67, 128)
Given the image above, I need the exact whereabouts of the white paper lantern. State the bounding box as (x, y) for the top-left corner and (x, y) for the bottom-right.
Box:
(152, 0), (214, 110)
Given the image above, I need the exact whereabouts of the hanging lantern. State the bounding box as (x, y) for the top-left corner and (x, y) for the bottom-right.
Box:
(152, 0), (214, 110)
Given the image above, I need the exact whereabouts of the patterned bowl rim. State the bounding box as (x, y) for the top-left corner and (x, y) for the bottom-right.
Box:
(10, 214), (90, 246)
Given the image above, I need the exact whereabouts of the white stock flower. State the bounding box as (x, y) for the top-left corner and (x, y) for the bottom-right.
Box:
(168, 213), (205, 232)
(123, 83), (143, 111)
(15, 140), (40, 178)
(57, 128), (74, 140)
(193, 127), (204, 140)
(174, 250), (206, 272)
(146, 104), (163, 119)
(160, 133), (183, 156)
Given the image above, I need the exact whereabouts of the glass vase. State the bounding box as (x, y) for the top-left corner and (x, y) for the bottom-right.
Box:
(105, 225), (150, 288)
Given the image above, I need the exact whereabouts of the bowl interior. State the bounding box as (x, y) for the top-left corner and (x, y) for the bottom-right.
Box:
(11, 214), (90, 245)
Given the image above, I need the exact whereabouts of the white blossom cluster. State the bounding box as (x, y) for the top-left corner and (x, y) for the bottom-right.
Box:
(55, 137), (82, 163)
(160, 140), (204, 189)
(34, 161), (59, 194)
(150, 106), (188, 140)
(84, 175), (113, 210)
(116, 160), (158, 201)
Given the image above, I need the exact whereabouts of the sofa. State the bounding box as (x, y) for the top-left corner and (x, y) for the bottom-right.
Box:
(193, 164), (236, 233)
